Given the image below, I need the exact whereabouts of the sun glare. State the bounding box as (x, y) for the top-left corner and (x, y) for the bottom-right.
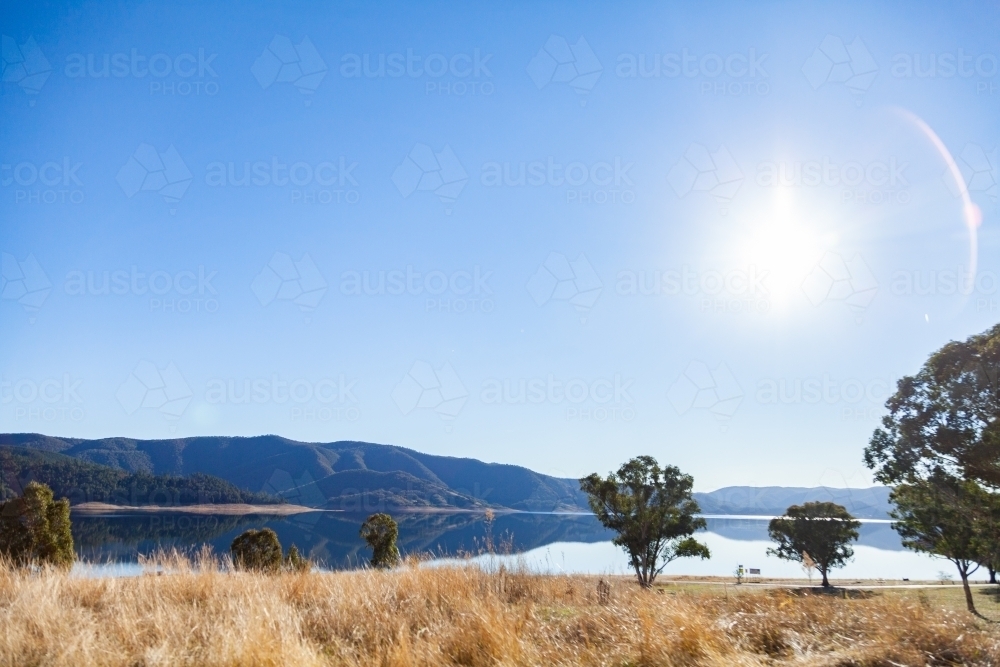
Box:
(732, 186), (831, 313)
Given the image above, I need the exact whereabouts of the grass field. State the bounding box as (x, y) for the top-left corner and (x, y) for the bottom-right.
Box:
(2, 552), (999, 666)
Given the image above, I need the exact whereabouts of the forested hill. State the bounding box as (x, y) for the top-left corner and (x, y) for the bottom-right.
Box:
(1, 434), (891, 516)
(0, 446), (281, 506)
(0, 433), (593, 511)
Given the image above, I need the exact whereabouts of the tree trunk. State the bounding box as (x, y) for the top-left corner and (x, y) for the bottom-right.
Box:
(820, 567), (830, 588)
(633, 562), (649, 588)
(959, 567), (977, 614)
(989, 567), (996, 585)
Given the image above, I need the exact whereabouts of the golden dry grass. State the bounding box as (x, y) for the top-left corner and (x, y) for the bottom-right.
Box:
(1, 552), (998, 666)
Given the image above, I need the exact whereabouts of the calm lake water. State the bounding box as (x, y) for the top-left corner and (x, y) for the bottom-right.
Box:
(70, 510), (958, 581)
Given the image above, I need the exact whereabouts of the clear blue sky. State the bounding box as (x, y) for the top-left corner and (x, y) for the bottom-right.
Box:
(2, 0), (998, 490)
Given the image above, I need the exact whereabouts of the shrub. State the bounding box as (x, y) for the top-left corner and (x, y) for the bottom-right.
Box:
(0, 481), (74, 568)
(360, 513), (400, 569)
(231, 528), (283, 573)
(284, 544), (310, 572)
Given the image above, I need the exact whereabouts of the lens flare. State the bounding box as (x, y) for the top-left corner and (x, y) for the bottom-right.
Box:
(894, 108), (981, 299)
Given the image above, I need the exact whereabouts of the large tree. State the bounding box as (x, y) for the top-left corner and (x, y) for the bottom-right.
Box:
(863, 323), (1000, 606)
(767, 502), (860, 588)
(580, 456), (710, 588)
(890, 477), (989, 614)
(864, 322), (1000, 487)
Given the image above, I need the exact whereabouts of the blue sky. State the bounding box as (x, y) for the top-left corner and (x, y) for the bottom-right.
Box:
(2, 0), (998, 490)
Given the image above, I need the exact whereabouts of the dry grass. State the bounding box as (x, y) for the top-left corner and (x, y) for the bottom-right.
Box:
(1, 552), (998, 666)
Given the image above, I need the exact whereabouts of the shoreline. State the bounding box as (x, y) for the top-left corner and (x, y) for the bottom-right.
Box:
(71, 502), (327, 516)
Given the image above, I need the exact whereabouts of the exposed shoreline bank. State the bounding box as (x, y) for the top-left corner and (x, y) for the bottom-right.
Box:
(71, 502), (325, 516)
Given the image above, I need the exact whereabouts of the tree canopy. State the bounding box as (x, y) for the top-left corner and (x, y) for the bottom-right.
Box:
(864, 322), (1000, 487)
(889, 477), (989, 614)
(767, 501), (860, 588)
(231, 528), (283, 573)
(863, 323), (1000, 614)
(580, 456), (710, 588)
(360, 513), (400, 569)
(0, 481), (74, 568)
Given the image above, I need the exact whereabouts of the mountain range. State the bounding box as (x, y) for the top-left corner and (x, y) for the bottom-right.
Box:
(0, 433), (893, 518)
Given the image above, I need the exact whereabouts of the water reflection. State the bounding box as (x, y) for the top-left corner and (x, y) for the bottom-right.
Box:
(72, 511), (911, 571)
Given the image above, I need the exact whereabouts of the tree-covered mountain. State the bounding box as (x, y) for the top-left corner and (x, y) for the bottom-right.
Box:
(1, 434), (892, 516)
(0, 445), (280, 506)
(0, 434), (589, 511)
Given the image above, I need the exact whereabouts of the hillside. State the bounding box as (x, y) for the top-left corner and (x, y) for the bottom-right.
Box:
(0, 446), (280, 506)
(0, 434), (588, 512)
(1, 434), (892, 517)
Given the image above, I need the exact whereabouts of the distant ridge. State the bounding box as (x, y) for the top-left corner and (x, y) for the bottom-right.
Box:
(0, 434), (589, 512)
(1, 434), (892, 517)
(693, 486), (892, 520)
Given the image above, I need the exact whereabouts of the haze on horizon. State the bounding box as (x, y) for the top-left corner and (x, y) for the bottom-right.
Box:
(1, 0), (998, 491)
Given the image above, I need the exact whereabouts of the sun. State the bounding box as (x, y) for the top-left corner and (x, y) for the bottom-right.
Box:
(731, 186), (833, 313)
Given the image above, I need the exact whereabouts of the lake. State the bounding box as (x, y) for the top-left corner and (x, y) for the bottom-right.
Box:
(70, 510), (959, 581)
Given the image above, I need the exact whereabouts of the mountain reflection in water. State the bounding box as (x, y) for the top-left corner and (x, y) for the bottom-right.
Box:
(71, 510), (906, 568)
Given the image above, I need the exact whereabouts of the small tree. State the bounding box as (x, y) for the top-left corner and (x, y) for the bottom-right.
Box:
(767, 502), (860, 588)
(0, 481), (74, 568)
(284, 544), (310, 572)
(580, 456), (710, 588)
(231, 528), (283, 573)
(360, 513), (400, 569)
(889, 478), (989, 614)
